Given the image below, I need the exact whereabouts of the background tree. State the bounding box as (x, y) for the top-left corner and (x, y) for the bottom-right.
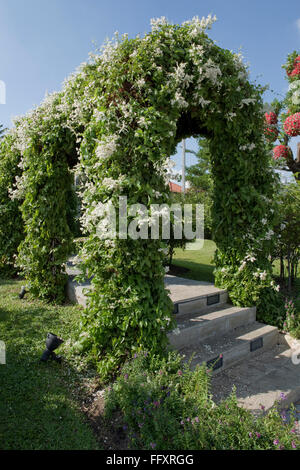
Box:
(271, 182), (300, 293)
(185, 138), (213, 239)
(186, 138), (212, 192)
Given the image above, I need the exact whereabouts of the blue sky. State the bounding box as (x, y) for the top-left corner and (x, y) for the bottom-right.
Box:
(0, 0), (299, 177)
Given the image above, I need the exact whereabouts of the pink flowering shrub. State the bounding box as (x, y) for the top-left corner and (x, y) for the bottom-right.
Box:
(283, 112), (300, 137)
(272, 145), (290, 160)
(265, 111), (278, 125)
(286, 55), (300, 77)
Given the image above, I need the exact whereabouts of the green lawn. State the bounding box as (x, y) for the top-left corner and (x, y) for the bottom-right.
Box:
(0, 279), (100, 450)
(172, 239), (216, 283)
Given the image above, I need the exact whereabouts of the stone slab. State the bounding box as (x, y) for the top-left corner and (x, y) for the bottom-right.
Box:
(210, 343), (300, 414)
(168, 305), (256, 349)
(165, 275), (227, 303)
(179, 322), (278, 374)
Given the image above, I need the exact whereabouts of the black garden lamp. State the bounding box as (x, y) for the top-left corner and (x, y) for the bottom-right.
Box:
(40, 333), (64, 363)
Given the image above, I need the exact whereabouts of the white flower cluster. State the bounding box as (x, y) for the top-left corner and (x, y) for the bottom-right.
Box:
(93, 109), (106, 122)
(253, 270), (267, 281)
(8, 174), (28, 200)
(239, 98), (256, 108)
(171, 91), (189, 109)
(202, 58), (222, 86)
(264, 229), (274, 240)
(189, 44), (205, 62)
(81, 199), (114, 231)
(183, 15), (217, 37)
(136, 78), (146, 89)
(95, 136), (118, 162)
(197, 96), (211, 108)
(170, 63), (193, 89)
(102, 176), (125, 191)
(137, 116), (148, 128)
(150, 17), (169, 31)
(155, 158), (176, 183)
(239, 143), (256, 151)
(226, 112), (237, 121)
(289, 80), (300, 105)
(270, 280), (280, 292)
(232, 52), (249, 80)
(238, 253), (256, 272)
(98, 35), (120, 64)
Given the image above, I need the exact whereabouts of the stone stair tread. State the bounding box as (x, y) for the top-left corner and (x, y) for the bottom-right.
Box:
(66, 268), (226, 302)
(210, 342), (300, 413)
(67, 268), (229, 312)
(180, 322), (277, 361)
(165, 274), (226, 303)
(174, 304), (255, 331)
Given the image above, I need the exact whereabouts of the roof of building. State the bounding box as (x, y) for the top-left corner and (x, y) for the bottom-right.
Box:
(169, 181), (182, 193)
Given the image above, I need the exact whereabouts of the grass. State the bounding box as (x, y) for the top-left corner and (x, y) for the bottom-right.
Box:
(0, 278), (100, 450)
(172, 239), (216, 283)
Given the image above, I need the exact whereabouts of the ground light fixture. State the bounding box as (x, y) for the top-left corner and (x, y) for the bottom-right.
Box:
(40, 333), (64, 363)
(19, 286), (26, 299)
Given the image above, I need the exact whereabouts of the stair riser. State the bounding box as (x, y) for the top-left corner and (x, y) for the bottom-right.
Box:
(168, 308), (256, 349)
(67, 280), (90, 308)
(174, 291), (228, 317)
(190, 329), (279, 375)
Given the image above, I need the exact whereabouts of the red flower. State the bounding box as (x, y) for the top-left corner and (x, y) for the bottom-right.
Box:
(265, 112), (277, 125)
(287, 56), (300, 77)
(272, 145), (290, 160)
(283, 112), (300, 137)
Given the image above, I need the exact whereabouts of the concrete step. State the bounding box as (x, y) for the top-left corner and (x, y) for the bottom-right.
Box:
(165, 275), (228, 316)
(168, 304), (256, 349)
(66, 267), (229, 315)
(210, 335), (300, 415)
(66, 278), (91, 308)
(179, 322), (279, 375)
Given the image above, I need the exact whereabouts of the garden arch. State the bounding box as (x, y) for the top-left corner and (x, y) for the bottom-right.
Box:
(0, 17), (277, 377)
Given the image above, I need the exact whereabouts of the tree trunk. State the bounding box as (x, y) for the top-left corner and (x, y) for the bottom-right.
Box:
(287, 252), (292, 293)
(169, 247), (174, 267)
(283, 142), (300, 181)
(280, 255), (285, 281)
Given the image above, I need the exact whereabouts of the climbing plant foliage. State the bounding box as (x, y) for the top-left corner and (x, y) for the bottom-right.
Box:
(0, 134), (23, 275)
(0, 16), (279, 378)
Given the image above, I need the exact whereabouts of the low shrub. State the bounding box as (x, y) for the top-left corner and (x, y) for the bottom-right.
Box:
(104, 351), (299, 450)
(283, 299), (300, 340)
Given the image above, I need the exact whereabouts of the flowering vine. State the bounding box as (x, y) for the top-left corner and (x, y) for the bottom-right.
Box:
(0, 17), (277, 378)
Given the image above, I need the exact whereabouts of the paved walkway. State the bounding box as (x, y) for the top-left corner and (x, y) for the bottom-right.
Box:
(210, 342), (300, 427)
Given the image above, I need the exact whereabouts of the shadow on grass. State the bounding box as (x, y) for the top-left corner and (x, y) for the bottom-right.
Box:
(171, 260), (215, 283)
